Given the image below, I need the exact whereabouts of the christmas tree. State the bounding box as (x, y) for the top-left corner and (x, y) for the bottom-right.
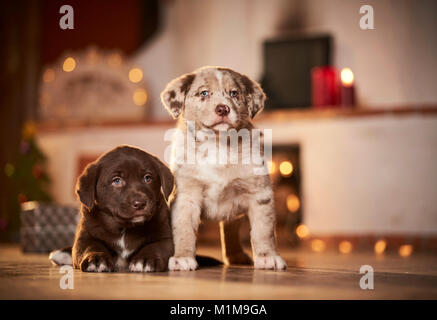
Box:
(2, 121), (52, 241)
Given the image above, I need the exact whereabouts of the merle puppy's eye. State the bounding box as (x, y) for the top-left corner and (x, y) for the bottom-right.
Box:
(230, 90), (238, 98)
(112, 176), (124, 187)
(200, 90), (209, 97)
(143, 174), (152, 183)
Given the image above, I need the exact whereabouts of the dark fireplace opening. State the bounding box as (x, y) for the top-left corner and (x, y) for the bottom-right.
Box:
(197, 144), (302, 248)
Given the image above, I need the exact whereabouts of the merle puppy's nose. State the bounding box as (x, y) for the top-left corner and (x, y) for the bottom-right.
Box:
(132, 200), (147, 210)
(215, 104), (230, 117)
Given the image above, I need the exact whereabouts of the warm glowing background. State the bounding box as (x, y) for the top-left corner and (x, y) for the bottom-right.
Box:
(1, 0), (437, 259)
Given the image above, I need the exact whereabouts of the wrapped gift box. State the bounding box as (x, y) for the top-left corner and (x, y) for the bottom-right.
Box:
(20, 201), (80, 253)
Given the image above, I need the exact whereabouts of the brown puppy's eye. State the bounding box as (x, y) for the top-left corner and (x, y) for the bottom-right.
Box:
(200, 90), (209, 97)
(112, 176), (124, 187)
(143, 174), (152, 183)
(230, 90), (238, 98)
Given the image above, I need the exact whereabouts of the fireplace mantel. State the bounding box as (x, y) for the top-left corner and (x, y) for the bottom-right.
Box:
(35, 105), (437, 133)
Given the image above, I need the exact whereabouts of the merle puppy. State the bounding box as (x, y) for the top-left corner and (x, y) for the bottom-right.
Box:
(161, 66), (286, 271)
(50, 145), (174, 272)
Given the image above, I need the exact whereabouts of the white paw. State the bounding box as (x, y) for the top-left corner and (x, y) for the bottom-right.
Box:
(143, 263), (154, 272)
(254, 255), (287, 270)
(86, 262), (109, 272)
(129, 261), (144, 272)
(168, 256), (198, 271)
(49, 249), (72, 266)
(86, 263), (96, 272)
(129, 258), (167, 272)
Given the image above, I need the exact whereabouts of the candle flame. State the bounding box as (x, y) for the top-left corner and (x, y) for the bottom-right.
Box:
(341, 68), (354, 87)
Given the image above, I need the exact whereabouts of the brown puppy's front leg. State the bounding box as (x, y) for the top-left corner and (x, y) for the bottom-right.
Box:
(220, 217), (252, 265)
(129, 238), (174, 272)
(73, 237), (115, 272)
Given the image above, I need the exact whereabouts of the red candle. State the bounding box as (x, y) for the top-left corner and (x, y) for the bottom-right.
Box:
(340, 68), (355, 107)
(311, 66), (340, 108)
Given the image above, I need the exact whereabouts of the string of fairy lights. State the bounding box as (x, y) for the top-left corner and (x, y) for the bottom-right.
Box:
(267, 158), (415, 258)
(42, 54), (148, 107)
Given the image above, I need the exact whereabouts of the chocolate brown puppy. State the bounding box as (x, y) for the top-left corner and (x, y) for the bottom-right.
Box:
(50, 145), (174, 272)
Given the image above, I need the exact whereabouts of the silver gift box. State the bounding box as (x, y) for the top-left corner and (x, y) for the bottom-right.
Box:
(20, 201), (79, 253)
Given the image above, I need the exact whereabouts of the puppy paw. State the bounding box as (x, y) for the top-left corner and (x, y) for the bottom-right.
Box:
(80, 253), (113, 272)
(226, 251), (253, 265)
(129, 261), (144, 272)
(129, 257), (168, 272)
(254, 255), (287, 270)
(168, 256), (198, 271)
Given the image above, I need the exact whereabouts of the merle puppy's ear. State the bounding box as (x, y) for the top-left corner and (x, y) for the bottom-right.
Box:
(240, 74), (266, 119)
(149, 154), (174, 201)
(75, 162), (99, 210)
(160, 73), (196, 119)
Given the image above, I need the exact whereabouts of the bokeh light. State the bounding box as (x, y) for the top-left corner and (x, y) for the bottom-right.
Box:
(311, 239), (326, 253)
(296, 224), (309, 239)
(129, 68), (143, 83)
(374, 239), (387, 255)
(63, 57), (76, 72)
(42, 68), (55, 83)
(279, 161), (293, 176)
(398, 244), (413, 258)
(133, 88), (148, 106)
(286, 194), (300, 213)
(338, 241), (352, 254)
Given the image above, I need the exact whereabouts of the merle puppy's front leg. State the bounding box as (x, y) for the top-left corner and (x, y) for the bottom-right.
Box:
(168, 190), (202, 271)
(129, 238), (174, 272)
(248, 191), (287, 270)
(73, 237), (115, 272)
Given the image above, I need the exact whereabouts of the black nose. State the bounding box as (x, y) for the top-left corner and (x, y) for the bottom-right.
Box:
(215, 104), (230, 116)
(132, 200), (147, 210)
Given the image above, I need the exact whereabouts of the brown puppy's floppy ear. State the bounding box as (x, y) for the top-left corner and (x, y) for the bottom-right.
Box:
(240, 74), (266, 119)
(149, 154), (174, 201)
(160, 73), (196, 119)
(75, 162), (99, 210)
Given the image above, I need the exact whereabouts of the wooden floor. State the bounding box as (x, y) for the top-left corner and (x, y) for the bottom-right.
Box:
(0, 244), (436, 299)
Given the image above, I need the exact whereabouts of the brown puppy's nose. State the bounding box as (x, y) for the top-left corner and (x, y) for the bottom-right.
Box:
(132, 200), (146, 210)
(215, 104), (230, 117)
